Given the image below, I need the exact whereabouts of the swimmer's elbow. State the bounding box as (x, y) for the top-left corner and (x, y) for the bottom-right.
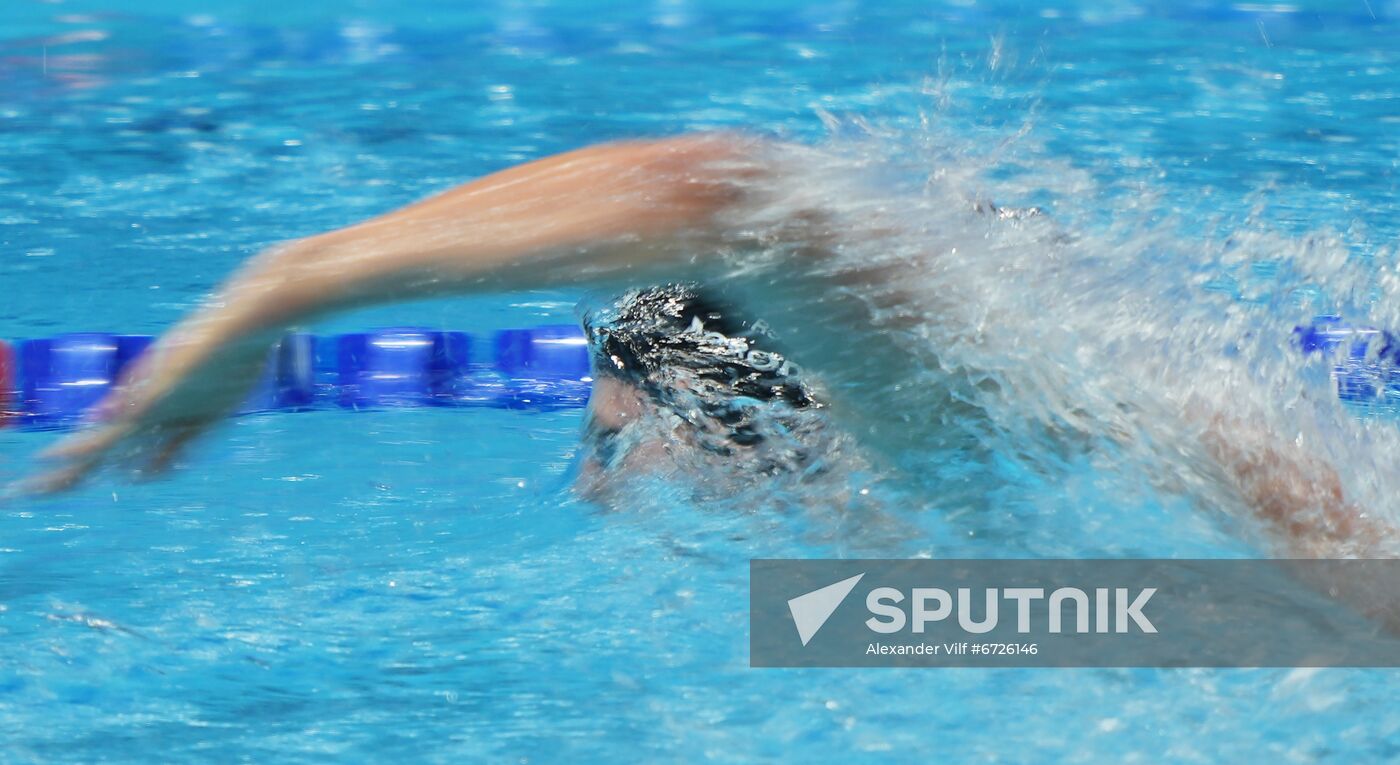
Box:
(615, 131), (777, 219)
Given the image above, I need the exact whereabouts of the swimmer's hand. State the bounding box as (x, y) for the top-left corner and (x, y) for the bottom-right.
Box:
(26, 319), (278, 494)
(19, 133), (766, 494)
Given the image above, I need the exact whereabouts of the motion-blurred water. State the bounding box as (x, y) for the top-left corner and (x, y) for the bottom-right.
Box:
(1, 1), (1398, 762)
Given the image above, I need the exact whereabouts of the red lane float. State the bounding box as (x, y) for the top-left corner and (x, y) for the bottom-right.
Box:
(0, 339), (12, 427)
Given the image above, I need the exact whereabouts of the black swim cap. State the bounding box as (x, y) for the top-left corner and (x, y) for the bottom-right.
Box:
(575, 284), (850, 491)
(583, 284), (816, 411)
(581, 284), (820, 454)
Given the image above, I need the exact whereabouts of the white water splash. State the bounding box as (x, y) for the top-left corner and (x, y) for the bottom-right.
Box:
(701, 100), (1399, 557)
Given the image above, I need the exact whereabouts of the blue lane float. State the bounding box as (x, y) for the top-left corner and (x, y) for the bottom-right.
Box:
(1294, 316), (1400, 405)
(4, 317), (1395, 429)
(335, 329), (470, 408)
(249, 332), (316, 412)
(16, 334), (152, 427)
(493, 324), (592, 409)
(0, 326), (594, 429)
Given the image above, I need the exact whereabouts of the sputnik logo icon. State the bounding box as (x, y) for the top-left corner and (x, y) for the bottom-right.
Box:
(787, 573), (865, 646)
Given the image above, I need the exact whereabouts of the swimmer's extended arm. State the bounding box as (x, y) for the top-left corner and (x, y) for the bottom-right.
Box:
(218, 132), (758, 322)
(27, 134), (765, 492)
(1201, 413), (1400, 631)
(1200, 413), (1384, 556)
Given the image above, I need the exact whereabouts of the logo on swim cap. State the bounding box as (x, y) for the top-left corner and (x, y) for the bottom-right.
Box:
(580, 284), (817, 410)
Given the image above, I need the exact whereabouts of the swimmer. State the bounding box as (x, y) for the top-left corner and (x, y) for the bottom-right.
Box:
(20, 133), (1395, 562)
(574, 282), (854, 504)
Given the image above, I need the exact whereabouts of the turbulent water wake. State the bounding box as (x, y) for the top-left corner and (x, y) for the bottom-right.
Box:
(673, 111), (1400, 557)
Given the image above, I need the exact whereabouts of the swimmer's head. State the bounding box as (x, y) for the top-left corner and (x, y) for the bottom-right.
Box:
(576, 284), (826, 492)
(584, 284), (816, 414)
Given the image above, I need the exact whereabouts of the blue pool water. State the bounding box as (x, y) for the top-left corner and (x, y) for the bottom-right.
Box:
(2, 0), (1400, 761)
